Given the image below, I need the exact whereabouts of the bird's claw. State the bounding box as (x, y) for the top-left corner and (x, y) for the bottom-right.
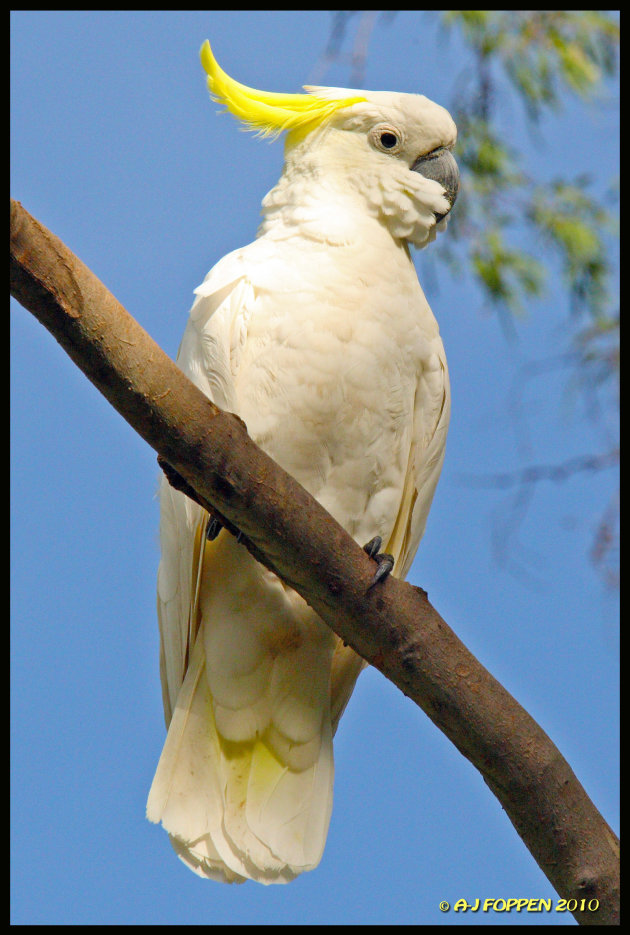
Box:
(363, 536), (382, 559)
(205, 516), (223, 541)
(205, 516), (245, 545)
(363, 537), (395, 590)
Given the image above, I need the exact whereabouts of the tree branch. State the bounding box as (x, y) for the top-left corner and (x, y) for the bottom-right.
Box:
(455, 449), (619, 490)
(10, 198), (619, 924)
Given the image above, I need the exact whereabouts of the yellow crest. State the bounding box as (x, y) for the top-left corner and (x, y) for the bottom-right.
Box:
(200, 40), (367, 144)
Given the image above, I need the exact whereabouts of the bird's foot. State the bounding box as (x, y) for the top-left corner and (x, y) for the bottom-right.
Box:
(158, 457), (245, 545)
(363, 536), (395, 590)
(158, 456), (207, 508)
(205, 516), (223, 541)
(205, 515), (245, 544)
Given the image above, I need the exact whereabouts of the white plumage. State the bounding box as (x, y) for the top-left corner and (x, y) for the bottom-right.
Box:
(147, 42), (458, 883)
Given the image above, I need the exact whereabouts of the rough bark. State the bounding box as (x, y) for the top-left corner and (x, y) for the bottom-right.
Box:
(10, 198), (619, 924)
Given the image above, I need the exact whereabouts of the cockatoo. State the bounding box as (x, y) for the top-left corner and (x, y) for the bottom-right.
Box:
(147, 40), (458, 884)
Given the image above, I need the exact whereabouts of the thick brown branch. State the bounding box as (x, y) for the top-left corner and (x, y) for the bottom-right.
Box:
(10, 198), (619, 924)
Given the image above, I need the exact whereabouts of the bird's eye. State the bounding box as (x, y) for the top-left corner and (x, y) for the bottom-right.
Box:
(369, 124), (404, 154)
(380, 132), (398, 149)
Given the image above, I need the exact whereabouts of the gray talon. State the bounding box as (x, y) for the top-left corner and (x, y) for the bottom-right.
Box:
(363, 537), (394, 589)
(205, 516), (245, 545)
(363, 536), (382, 559)
(205, 516), (223, 541)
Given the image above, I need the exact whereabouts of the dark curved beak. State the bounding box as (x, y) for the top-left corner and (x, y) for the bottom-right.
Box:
(411, 147), (459, 221)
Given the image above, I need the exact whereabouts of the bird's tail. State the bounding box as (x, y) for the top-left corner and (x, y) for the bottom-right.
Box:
(146, 632), (334, 884)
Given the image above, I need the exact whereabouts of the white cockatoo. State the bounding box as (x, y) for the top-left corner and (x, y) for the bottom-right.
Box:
(147, 41), (458, 884)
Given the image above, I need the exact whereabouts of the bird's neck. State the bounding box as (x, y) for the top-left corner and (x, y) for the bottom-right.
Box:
(257, 158), (388, 247)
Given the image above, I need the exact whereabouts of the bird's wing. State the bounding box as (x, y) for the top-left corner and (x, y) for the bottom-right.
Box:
(152, 247), (338, 880)
(387, 349), (450, 579)
(156, 479), (206, 725)
(156, 248), (254, 723)
(329, 345), (450, 734)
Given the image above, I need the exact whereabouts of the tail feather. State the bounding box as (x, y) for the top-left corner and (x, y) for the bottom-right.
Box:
(147, 637), (231, 876)
(147, 632), (334, 883)
(168, 832), (246, 884)
(246, 717), (333, 870)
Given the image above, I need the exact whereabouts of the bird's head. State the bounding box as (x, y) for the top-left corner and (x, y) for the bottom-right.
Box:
(200, 41), (459, 247)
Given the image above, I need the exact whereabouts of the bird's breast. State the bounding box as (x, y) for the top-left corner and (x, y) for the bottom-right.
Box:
(233, 250), (445, 544)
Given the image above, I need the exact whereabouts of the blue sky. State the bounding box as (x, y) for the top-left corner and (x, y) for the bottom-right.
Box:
(11, 11), (618, 926)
